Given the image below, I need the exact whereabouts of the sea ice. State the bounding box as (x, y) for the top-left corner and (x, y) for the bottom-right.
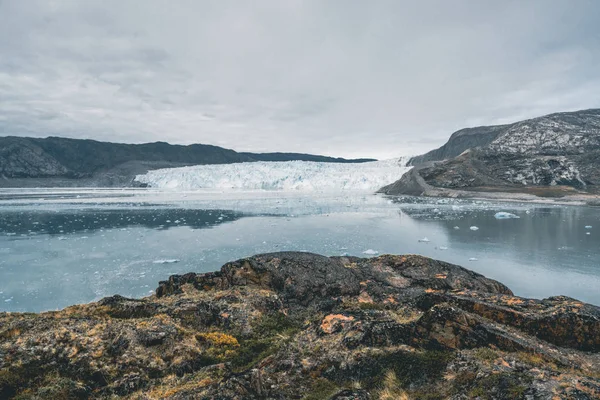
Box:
(438, 246), (448, 250)
(585, 225), (593, 229)
(362, 249), (379, 255)
(494, 212), (520, 219)
(469, 226), (479, 231)
(418, 237), (430, 243)
(453, 226), (460, 230)
(469, 258), (478, 261)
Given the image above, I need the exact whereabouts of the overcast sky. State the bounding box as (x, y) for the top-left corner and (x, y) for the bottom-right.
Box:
(1, 1), (599, 159)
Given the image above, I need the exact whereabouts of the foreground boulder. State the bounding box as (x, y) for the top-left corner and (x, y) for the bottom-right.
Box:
(1, 252), (599, 399)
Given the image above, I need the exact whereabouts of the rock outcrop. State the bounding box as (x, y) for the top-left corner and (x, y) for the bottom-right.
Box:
(1, 252), (599, 399)
(385, 109), (600, 198)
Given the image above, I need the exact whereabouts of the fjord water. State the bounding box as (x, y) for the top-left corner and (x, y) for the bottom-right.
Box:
(1, 188), (599, 312)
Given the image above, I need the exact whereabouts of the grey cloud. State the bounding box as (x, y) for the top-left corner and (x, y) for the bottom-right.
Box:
(0, 0), (599, 159)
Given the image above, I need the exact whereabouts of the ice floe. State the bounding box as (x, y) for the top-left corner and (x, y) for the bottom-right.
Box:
(152, 259), (181, 264)
(362, 249), (379, 255)
(494, 212), (520, 219)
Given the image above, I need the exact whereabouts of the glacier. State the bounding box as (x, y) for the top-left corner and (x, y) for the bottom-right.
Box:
(135, 158), (410, 191)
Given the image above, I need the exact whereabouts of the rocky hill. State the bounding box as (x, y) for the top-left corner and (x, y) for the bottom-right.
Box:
(0, 136), (375, 187)
(1, 252), (599, 399)
(382, 109), (600, 198)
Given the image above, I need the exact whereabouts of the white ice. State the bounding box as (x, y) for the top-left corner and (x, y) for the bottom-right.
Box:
(418, 237), (430, 243)
(362, 249), (379, 255)
(135, 158), (411, 191)
(152, 259), (181, 264)
(470, 226), (479, 231)
(494, 212), (520, 219)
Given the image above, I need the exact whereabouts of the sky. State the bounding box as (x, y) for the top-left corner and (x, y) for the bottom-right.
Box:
(1, 1), (600, 159)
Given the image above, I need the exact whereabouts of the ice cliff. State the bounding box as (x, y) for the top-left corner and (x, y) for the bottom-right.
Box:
(135, 158), (410, 191)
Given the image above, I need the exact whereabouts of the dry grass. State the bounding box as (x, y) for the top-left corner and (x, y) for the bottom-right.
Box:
(375, 371), (410, 400)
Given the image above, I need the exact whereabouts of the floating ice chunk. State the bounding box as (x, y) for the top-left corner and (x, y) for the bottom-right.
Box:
(469, 226), (479, 231)
(418, 237), (430, 243)
(585, 225), (592, 229)
(438, 246), (448, 250)
(153, 259), (181, 264)
(362, 249), (379, 255)
(58, 236), (67, 240)
(469, 258), (478, 261)
(4, 298), (12, 302)
(453, 226), (460, 230)
(494, 212), (520, 220)
(586, 232), (591, 235)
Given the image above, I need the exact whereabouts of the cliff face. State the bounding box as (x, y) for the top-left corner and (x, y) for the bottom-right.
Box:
(0, 137), (375, 187)
(1, 252), (599, 399)
(384, 109), (600, 197)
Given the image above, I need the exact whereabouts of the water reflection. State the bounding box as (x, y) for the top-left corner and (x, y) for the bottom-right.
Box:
(397, 203), (600, 275)
(0, 209), (246, 236)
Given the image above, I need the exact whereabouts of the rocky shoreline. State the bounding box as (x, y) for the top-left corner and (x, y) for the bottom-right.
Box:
(1, 252), (599, 399)
(378, 164), (600, 206)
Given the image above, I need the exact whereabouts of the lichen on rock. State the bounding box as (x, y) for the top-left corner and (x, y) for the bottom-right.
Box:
(1, 252), (599, 399)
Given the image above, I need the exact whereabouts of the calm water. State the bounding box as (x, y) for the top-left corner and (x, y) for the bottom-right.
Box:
(1, 189), (599, 312)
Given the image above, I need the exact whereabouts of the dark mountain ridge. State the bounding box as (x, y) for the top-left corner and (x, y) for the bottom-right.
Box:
(0, 136), (375, 187)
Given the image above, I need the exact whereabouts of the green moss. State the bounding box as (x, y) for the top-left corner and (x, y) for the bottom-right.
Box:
(253, 312), (301, 337)
(392, 351), (454, 386)
(474, 348), (498, 362)
(230, 338), (277, 370)
(226, 312), (301, 371)
(467, 372), (530, 400)
(303, 378), (339, 400)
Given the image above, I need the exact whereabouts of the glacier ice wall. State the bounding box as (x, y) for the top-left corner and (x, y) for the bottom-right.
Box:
(135, 158), (411, 191)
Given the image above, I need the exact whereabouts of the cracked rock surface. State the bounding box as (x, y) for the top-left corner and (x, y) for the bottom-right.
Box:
(1, 252), (599, 399)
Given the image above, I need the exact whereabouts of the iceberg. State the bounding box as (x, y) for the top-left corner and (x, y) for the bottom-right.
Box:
(152, 259), (180, 264)
(135, 158), (411, 191)
(418, 237), (430, 243)
(362, 249), (379, 255)
(469, 226), (479, 231)
(585, 225), (592, 229)
(494, 212), (520, 219)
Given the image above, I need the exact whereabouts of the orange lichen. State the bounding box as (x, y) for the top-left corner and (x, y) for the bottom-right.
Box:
(504, 297), (525, 306)
(195, 332), (240, 347)
(320, 314), (355, 334)
(357, 291), (374, 304)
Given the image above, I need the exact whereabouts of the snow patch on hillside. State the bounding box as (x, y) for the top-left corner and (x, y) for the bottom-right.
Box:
(135, 158), (411, 191)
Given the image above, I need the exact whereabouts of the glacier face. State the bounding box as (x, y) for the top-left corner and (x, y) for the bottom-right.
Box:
(135, 158), (411, 191)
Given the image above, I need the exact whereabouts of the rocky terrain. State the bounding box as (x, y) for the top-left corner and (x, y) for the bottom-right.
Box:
(1, 252), (599, 399)
(0, 137), (374, 187)
(384, 109), (600, 200)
